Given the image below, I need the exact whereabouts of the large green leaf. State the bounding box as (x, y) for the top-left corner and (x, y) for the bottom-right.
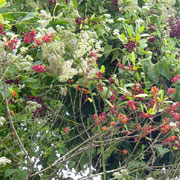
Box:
(154, 145), (169, 157)
(72, 0), (78, 8)
(157, 61), (170, 80)
(0, 0), (6, 8)
(147, 64), (160, 84)
(5, 169), (17, 178)
(17, 170), (28, 180)
(104, 45), (112, 59)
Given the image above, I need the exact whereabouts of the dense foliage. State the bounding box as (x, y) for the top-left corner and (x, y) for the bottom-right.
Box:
(0, 0), (180, 179)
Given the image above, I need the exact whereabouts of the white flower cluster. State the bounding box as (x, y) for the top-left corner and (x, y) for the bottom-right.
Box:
(25, 101), (42, 113)
(59, 60), (77, 82)
(42, 27), (104, 82)
(118, 0), (140, 12)
(38, 10), (51, 28)
(6, 53), (33, 71)
(0, 116), (6, 126)
(113, 169), (129, 180)
(0, 157), (11, 166)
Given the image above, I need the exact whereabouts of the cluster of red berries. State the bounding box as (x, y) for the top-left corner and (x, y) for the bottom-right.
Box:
(168, 16), (180, 39)
(5, 78), (21, 85)
(97, 83), (104, 92)
(96, 71), (103, 80)
(0, 23), (6, 36)
(171, 75), (180, 83)
(93, 112), (106, 126)
(23, 30), (54, 46)
(33, 65), (46, 73)
(117, 60), (135, 72)
(122, 38), (139, 52)
(5, 37), (18, 50)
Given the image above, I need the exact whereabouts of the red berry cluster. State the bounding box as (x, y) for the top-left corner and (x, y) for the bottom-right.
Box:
(89, 50), (98, 61)
(23, 30), (37, 43)
(42, 33), (54, 43)
(171, 75), (180, 83)
(33, 65), (46, 73)
(127, 100), (137, 111)
(93, 112), (106, 126)
(0, 23), (6, 37)
(163, 136), (178, 146)
(23, 30), (54, 46)
(5, 79), (21, 85)
(97, 83), (104, 92)
(122, 38), (139, 52)
(117, 60), (135, 72)
(108, 78), (117, 86)
(168, 16), (180, 39)
(5, 37), (18, 50)
(96, 71), (103, 80)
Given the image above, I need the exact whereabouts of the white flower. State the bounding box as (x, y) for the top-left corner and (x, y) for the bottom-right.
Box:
(0, 117), (6, 126)
(60, 87), (68, 96)
(113, 29), (120, 37)
(38, 20), (49, 28)
(104, 14), (111, 18)
(106, 19), (114, 24)
(117, 17), (125, 22)
(146, 177), (155, 180)
(40, 10), (51, 19)
(142, 6), (150, 11)
(20, 47), (28, 53)
(59, 60), (77, 82)
(169, 122), (176, 127)
(0, 157), (11, 166)
(120, 169), (128, 176)
(26, 101), (42, 113)
(47, 27), (56, 34)
(113, 172), (123, 179)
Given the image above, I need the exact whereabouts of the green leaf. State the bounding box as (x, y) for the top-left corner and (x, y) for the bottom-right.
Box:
(105, 99), (114, 107)
(101, 65), (105, 73)
(140, 25), (145, 33)
(136, 33), (141, 42)
(111, 50), (119, 63)
(5, 169), (17, 178)
(127, 25), (133, 38)
(154, 145), (169, 157)
(72, 0), (78, 8)
(98, 6), (107, 14)
(21, 12), (35, 21)
(0, 0), (6, 8)
(128, 161), (145, 168)
(157, 61), (170, 80)
(104, 45), (112, 59)
(121, 33), (126, 42)
(132, 52), (136, 68)
(0, 13), (3, 22)
(17, 170), (28, 180)
(8, 65), (18, 77)
(88, 98), (93, 103)
(147, 64), (160, 84)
